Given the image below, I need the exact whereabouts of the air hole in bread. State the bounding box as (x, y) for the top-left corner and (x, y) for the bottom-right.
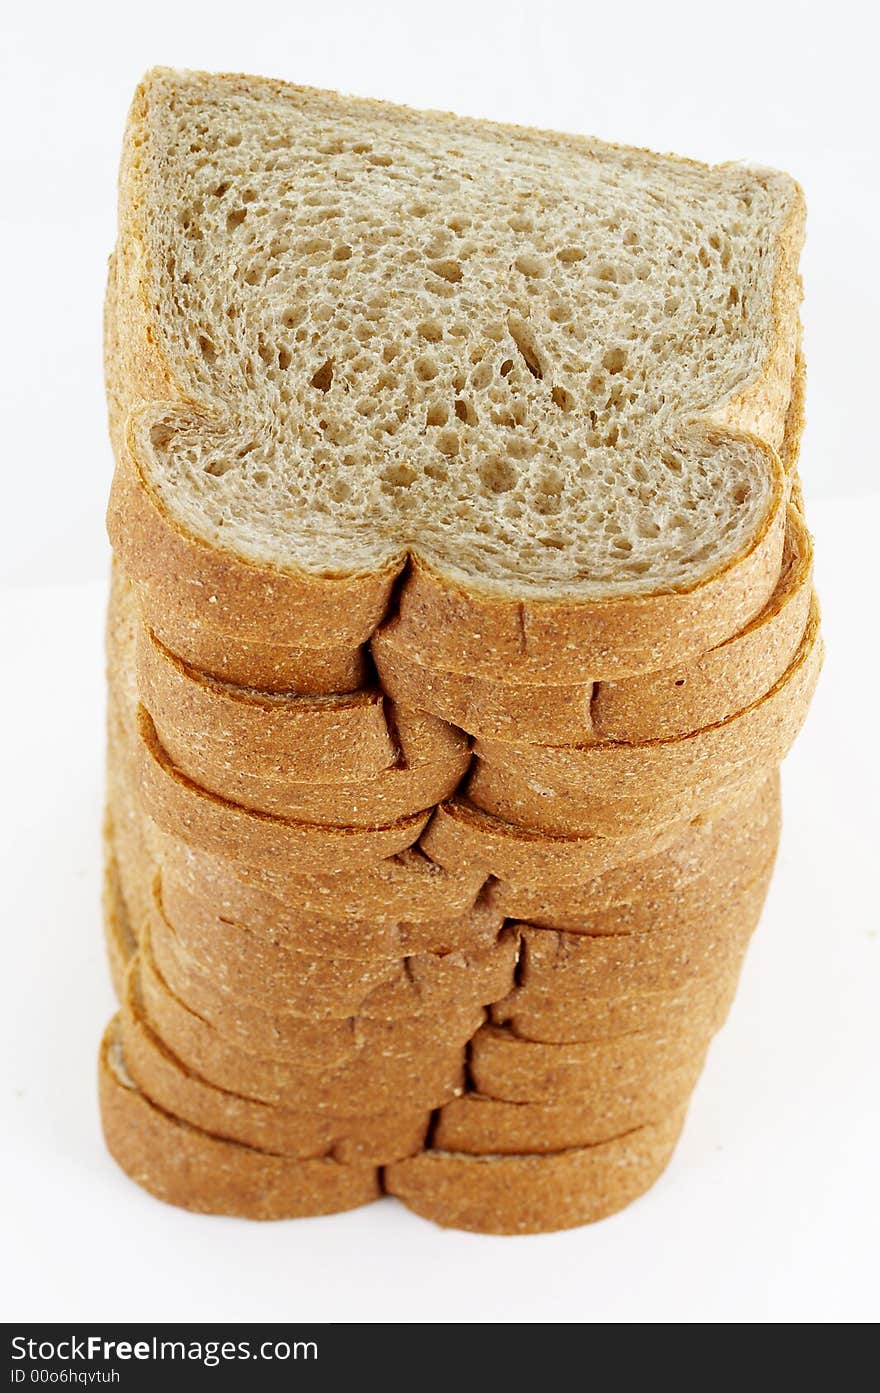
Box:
(426, 403), (448, 427)
(310, 359), (334, 392)
(429, 259), (463, 284)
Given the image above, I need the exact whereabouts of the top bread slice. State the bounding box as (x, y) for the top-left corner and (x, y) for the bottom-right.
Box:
(108, 67), (803, 679)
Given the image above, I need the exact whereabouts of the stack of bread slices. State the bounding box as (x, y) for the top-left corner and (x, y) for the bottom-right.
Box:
(99, 68), (822, 1234)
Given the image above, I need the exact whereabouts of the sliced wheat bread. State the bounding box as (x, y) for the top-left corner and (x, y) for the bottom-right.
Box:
(133, 949), (468, 1114)
(152, 701), (470, 826)
(99, 1021), (381, 1218)
(372, 502), (811, 744)
(110, 68), (802, 685)
(433, 1089), (692, 1155)
(134, 707), (429, 871)
(384, 1106), (687, 1233)
(469, 1022), (711, 1106)
(487, 773), (780, 924)
(420, 796), (691, 888)
(468, 596), (821, 835)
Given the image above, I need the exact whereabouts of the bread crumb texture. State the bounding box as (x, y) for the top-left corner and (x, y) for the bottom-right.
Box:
(124, 69), (799, 597)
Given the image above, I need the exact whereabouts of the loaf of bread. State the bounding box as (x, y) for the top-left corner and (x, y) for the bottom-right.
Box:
(99, 67), (819, 1232)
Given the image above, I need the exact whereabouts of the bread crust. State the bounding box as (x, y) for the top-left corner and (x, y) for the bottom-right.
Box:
(139, 592), (367, 693)
(119, 998), (431, 1163)
(162, 867), (503, 962)
(384, 1107), (687, 1233)
(156, 837), (488, 929)
(103, 869), (432, 1161)
(500, 882), (767, 1043)
(372, 618), (596, 743)
(108, 70), (800, 684)
(110, 727), (488, 924)
(150, 702), (470, 826)
(490, 977), (738, 1046)
(137, 620), (396, 778)
(386, 491), (785, 682)
(371, 485), (809, 751)
(469, 1023), (712, 1106)
(150, 903), (518, 1028)
(468, 596), (821, 836)
(486, 774), (780, 924)
(99, 1022), (381, 1218)
(135, 949), (470, 1115)
(102, 843), (137, 999)
(591, 504), (813, 740)
(133, 707), (429, 871)
(420, 796), (688, 888)
(433, 1091), (689, 1156)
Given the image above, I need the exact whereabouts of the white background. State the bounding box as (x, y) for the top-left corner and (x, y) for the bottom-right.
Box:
(2, 0), (878, 1325)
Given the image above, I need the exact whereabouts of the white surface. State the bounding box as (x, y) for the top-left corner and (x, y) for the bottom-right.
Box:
(1, 0), (879, 587)
(2, 0), (877, 1323)
(1, 495), (877, 1324)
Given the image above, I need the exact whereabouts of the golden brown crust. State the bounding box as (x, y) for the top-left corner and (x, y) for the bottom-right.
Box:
(104, 869), (432, 1163)
(433, 1091), (691, 1156)
(134, 948), (469, 1114)
(492, 857), (774, 1040)
(162, 865), (503, 962)
(110, 719), (488, 924)
(141, 592), (368, 694)
(384, 1107), (687, 1233)
(150, 702), (470, 826)
(468, 756), (767, 840)
(120, 998), (431, 1163)
(154, 830), (488, 924)
(133, 707), (430, 871)
(490, 976), (738, 1047)
(137, 620), (396, 778)
(469, 1022), (711, 1106)
(468, 597), (822, 836)
(420, 796), (687, 888)
(150, 900), (517, 1029)
(99, 1022), (381, 1218)
(102, 839), (137, 999)
(591, 505), (813, 741)
(486, 775), (780, 924)
(385, 488), (786, 682)
(372, 619), (596, 743)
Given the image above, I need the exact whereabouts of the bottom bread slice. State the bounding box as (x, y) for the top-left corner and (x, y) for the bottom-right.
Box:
(98, 1021), (381, 1219)
(120, 973), (430, 1164)
(384, 1107), (686, 1234)
(433, 1088), (693, 1154)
